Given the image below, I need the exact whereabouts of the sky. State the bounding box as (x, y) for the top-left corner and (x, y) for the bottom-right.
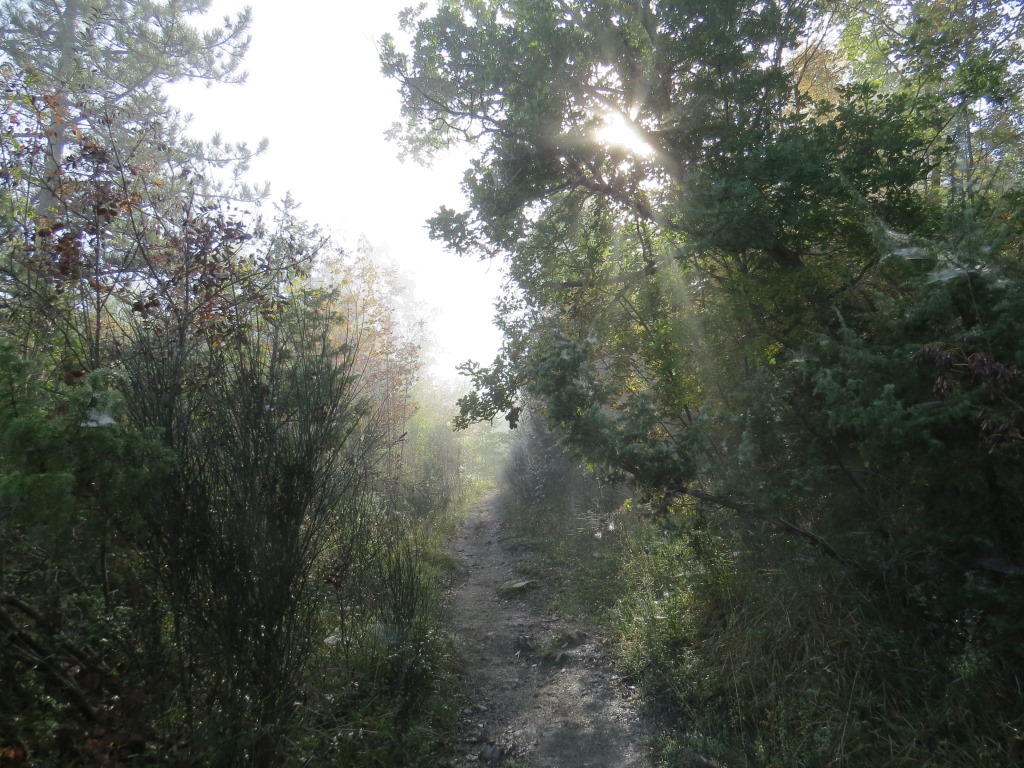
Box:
(167, 0), (505, 382)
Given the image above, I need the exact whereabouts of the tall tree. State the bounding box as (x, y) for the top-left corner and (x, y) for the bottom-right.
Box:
(0, 0), (254, 216)
(384, 0), (1024, 613)
(0, 0), (260, 370)
(382, 0), (944, 500)
(387, 5), (1024, 760)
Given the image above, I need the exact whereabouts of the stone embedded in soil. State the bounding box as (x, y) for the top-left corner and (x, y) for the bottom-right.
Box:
(478, 743), (503, 763)
(513, 634), (536, 653)
(496, 578), (537, 597)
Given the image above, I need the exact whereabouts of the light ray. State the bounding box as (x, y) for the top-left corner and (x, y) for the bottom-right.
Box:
(594, 110), (655, 158)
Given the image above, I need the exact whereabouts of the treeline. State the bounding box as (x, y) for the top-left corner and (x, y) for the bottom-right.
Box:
(0, 2), (486, 766)
(385, 1), (1024, 764)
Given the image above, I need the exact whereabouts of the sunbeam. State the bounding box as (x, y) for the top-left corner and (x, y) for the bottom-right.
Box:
(594, 109), (655, 158)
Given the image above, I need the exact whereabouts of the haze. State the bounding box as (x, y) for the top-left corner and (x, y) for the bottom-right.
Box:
(168, 0), (504, 381)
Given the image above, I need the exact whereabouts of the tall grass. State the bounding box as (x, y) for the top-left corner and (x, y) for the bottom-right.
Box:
(498, 418), (1024, 767)
(283, 384), (485, 767)
(292, 510), (460, 768)
(614, 501), (1022, 766)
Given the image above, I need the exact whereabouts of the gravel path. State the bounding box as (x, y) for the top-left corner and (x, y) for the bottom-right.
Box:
(445, 493), (653, 767)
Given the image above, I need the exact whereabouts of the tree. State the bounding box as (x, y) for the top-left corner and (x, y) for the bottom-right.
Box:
(0, 1), (284, 760)
(0, 0), (261, 372)
(1, 2), (465, 763)
(382, 0), (951, 517)
(0, 0), (255, 214)
(120, 252), (369, 764)
(385, 4), (1024, 747)
(386, 3), (1024, 762)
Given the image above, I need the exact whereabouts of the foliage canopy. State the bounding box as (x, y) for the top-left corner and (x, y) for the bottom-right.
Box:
(385, 1), (1024, 760)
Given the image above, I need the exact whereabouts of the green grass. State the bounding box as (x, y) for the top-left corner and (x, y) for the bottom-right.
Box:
(498, 425), (632, 621)
(501, 496), (632, 619)
(611, 507), (1023, 767)
(274, 479), (493, 767)
(496, 421), (1024, 768)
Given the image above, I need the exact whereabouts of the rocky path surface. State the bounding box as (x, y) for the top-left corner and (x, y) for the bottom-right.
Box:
(445, 493), (653, 767)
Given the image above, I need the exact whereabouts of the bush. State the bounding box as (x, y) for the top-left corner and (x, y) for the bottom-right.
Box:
(614, 501), (1023, 767)
(493, 412), (1024, 766)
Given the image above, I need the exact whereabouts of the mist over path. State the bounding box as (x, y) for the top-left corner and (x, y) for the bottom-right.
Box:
(446, 494), (653, 767)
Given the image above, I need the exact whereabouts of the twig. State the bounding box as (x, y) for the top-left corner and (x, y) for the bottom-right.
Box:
(0, 604), (100, 722)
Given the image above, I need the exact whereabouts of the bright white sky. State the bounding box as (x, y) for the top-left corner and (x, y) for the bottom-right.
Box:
(168, 0), (504, 382)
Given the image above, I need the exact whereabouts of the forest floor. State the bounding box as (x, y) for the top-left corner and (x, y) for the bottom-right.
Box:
(444, 492), (654, 767)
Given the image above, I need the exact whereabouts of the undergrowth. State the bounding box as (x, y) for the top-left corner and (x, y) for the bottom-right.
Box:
(499, 416), (1024, 767)
(616, 506), (1022, 767)
(286, 415), (502, 767)
(0, 366), (496, 766)
(499, 415), (632, 620)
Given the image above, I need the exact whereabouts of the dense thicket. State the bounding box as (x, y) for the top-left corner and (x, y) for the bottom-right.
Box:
(0, 3), (472, 765)
(384, 1), (1024, 763)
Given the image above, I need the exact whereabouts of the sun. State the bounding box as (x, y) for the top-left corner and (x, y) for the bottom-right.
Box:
(594, 110), (655, 158)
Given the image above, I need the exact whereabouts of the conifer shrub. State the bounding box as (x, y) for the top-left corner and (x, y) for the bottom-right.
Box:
(0, 341), (175, 763)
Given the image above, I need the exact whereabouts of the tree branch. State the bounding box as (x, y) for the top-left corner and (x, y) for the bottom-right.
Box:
(0, 602), (100, 723)
(675, 485), (866, 573)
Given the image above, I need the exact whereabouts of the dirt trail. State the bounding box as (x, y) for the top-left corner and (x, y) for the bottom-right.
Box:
(445, 493), (653, 767)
